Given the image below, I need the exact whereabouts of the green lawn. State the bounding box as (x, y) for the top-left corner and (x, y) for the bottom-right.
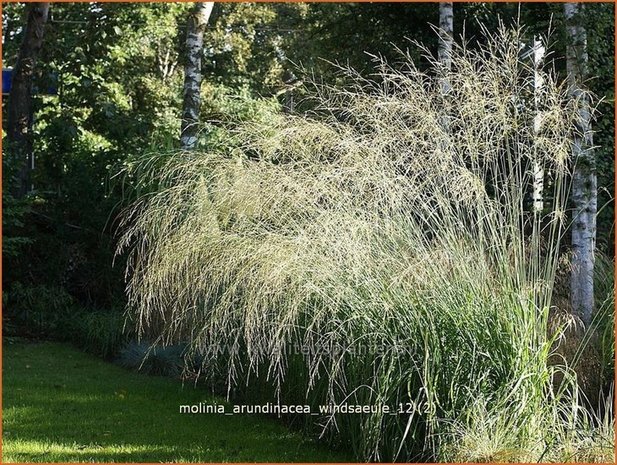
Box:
(2, 340), (349, 462)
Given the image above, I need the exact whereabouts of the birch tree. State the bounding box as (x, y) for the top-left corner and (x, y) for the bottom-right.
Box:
(437, 1), (454, 138)
(532, 36), (545, 213)
(180, 2), (214, 150)
(565, 2), (597, 326)
(7, 2), (49, 198)
(437, 2), (453, 94)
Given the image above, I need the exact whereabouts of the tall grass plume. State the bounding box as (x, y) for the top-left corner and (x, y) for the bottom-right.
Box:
(118, 26), (613, 462)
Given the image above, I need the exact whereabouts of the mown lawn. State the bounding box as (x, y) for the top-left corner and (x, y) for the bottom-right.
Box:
(2, 340), (349, 462)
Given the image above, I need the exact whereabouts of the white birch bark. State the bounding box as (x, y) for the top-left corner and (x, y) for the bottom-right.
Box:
(565, 2), (597, 326)
(181, 2), (214, 150)
(438, 2), (454, 138)
(437, 2), (454, 94)
(532, 36), (545, 213)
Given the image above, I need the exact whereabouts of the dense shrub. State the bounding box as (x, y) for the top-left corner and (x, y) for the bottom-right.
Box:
(4, 282), (131, 358)
(5, 283), (76, 337)
(66, 310), (133, 359)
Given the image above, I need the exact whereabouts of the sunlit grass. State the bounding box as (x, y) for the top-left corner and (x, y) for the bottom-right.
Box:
(2, 341), (350, 463)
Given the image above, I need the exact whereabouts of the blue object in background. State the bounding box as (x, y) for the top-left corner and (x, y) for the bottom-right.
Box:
(3, 68), (13, 94)
(2, 68), (57, 95)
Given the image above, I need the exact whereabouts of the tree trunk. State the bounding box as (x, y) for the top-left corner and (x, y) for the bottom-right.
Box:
(532, 35), (545, 214)
(437, 2), (453, 94)
(7, 2), (49, 198)
(565, 2), (596, 327)
(180, 2), (214, 150)
(437, 2), (454, 137)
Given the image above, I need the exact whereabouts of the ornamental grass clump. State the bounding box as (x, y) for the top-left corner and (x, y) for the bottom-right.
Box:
(118, 26), (613, 462)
